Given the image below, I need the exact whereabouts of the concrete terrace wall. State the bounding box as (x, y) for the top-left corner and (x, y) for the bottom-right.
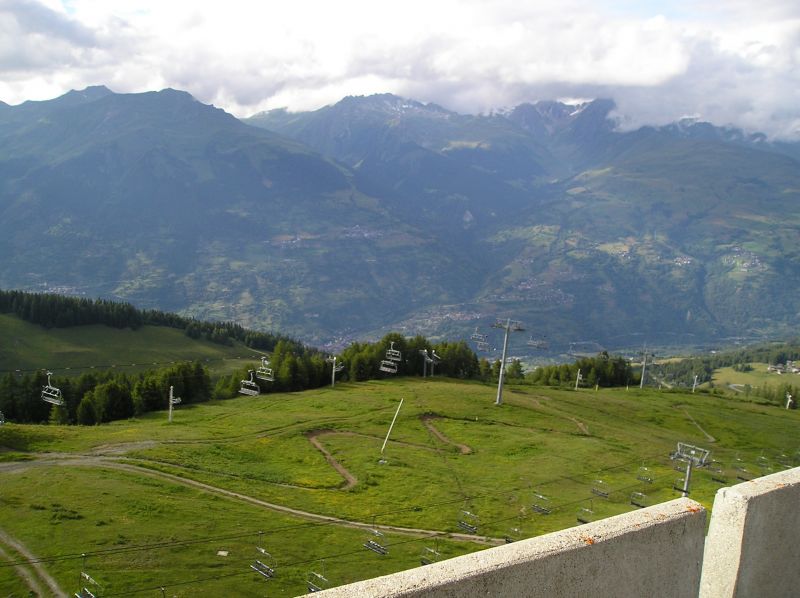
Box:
(316, 467), (800, 597)
(317, 497), (707, 598)
(699, 466), (800, 598)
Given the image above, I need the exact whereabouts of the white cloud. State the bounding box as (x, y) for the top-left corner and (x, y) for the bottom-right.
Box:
(0, 0), (797, 139)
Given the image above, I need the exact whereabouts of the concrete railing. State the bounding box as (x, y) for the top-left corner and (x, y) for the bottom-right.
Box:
(318, 498), (707, 597)
(317, 466), (800, 598)
(700, 466), (800, 597)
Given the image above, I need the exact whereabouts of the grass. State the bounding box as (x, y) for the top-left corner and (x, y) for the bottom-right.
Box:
(0, 377), (797, 595)
(0, 314), (260, 377)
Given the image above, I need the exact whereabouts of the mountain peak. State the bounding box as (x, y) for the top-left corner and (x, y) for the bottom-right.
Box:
(58, 85), (114, 104)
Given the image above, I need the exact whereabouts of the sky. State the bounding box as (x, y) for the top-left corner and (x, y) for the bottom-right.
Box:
(1, 0), (798, 139)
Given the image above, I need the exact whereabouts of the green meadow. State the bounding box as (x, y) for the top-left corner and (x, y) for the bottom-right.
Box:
(0, 377), (797, 595)
(0, 314), (258, 378)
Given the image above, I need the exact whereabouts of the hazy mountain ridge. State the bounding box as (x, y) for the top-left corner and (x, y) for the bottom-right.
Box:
(1, 87), (799, 350)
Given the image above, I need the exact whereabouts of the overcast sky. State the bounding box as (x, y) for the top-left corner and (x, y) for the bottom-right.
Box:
(1, 0), (798, 138)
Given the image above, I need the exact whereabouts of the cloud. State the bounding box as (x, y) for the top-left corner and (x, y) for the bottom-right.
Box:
(0, 0), (798, 139)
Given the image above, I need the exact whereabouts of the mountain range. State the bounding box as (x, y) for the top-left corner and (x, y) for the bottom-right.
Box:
(1, 86), (798, 353)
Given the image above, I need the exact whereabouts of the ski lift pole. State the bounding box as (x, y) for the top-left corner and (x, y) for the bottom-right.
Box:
(380, 398), (404, 455)
(330, 356), (337, 388)
(681, 459), (693, 498)
(168, 386), (174, 423)
(496, 319), (511, 406)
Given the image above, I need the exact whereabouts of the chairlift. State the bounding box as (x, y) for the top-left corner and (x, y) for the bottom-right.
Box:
(379, 359), (398, 374)
(756, 455), (773, 474)
(239, 370), (261, 396)
(457, 510), (479, 534)
(630, 492), (648, 508)
(735, 467), (753, 481)
(470, 328), (487, 342)
(386, 341), (402, 363)
(636, 466), (654, 484)
(420, 545), (441, 566)
(673, 476), (689, 493)
(41, 371), (64, 406)
(504, 525), (522, 544)
(363, 528), (388, 555)
(577, 506), (595, 525)
(591, 479), (609, 499)
(256, 357), (274, 382)
(709, 460), (727, 484)
(476, 341), (490, 352)
(0, 411), (4, 425)
(75, 570), (100, 598)
(531, 492), (551, 515)
(673, 462), (687, 473)
(526, 337), (549, 350)
(307, 571), (330, 593)
(251, 547), (276, 580)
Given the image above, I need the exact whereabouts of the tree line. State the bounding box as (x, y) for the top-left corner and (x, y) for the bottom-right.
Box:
(526, 352), (634, 388)
(0, 362), (211, 425)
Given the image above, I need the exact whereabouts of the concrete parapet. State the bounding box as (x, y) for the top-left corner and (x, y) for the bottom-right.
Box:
(317, 497), (706, 598)
(699, 465), (800, 598)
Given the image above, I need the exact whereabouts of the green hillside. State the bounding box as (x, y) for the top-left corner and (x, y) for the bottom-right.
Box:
(0, 314), (256, 377)
(0, 378), (796, 595)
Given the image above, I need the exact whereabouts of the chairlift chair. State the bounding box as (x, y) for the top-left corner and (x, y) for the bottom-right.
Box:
(386, 341), (402, 362)
(504, 525), (522, 544)
(75, 589), (96, 598)
(591, 479), (609, 499)
(630, 492), (648, 508)
(256, 357), (274, 382)
(251, 547), (276, 580)
(379, 360), (398, 374)
(0, 411), (4, 425)
(577, 507), (595, 525)
(673, 477), (689, 493)
(526, 337), (549, 350)
(420, 546), (441, 566)
(41, 371), (64, 406)
(239, 370), (261, 396)
(363, 528), (388, 555)
(636, 466), (654, 484)
(457, 510), (479, 534)
(531, 492), (551, 515)
(470, 328), (486, 342)
(476, 341), (490, 352)
(307, 571), (330, 593)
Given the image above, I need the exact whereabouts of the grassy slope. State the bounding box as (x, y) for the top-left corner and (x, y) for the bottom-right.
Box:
(0, 314), (259, 377)
(0, 378), (797, 595)
(711, 362), (798, 391)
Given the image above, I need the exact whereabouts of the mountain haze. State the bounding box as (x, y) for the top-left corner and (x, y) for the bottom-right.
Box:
(1, 87), (799, 351)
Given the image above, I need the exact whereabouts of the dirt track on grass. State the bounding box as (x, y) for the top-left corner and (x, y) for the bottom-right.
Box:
(421, 415), (473, 454)
(0, 455), (499, 545)
(306, 430), (358, 489)
(0, 527), (65, 596)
